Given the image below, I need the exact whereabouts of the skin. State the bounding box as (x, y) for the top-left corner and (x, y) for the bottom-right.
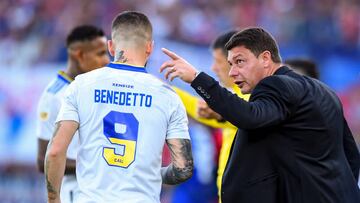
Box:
(38, 139), (76, 174)
(161, 139), (194, 185)
(197, 48), (234, 120)
(45, 33), (193, 202)
(159, 46), (281, 93)
(197, 100), (223, 120)
(45, 121), (78, 203)
(68, 36), (110, 75)
(228, 46), (275, 94)
(108, 36), (194, 185)
(107, 39), (154, 66)
(160, 48), (198, 83)
(37, 36), (109, 175)
(211, 48), (233, 88)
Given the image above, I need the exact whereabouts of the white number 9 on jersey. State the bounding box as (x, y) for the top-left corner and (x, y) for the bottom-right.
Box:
(102, 111), (139, 168)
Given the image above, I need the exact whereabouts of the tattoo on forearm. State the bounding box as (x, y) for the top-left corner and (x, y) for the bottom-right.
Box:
(45, 158), (58, 200)
(115, 50), (128, 63)
(44, 123), (62, 200)
(162, 139), (193, 185)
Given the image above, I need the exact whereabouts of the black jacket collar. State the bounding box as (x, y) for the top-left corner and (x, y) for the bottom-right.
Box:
(274, 66), (292, 75)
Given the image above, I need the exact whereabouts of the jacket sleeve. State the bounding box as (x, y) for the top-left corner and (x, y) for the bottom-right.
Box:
(190, 72), (297, 130)
(343, 118), (360, 180)
(173, 86), (236, 129)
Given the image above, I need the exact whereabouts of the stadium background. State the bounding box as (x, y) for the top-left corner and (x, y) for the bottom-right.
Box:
(0, 0), (359, 202)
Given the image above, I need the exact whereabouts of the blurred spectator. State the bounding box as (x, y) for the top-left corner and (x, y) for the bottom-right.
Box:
(0, 1), (359, 202)
(0, 0), (359, 67)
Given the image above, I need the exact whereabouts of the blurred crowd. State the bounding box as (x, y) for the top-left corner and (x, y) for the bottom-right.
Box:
(0, 0), (359, 67)
(0, 1), (359, 202)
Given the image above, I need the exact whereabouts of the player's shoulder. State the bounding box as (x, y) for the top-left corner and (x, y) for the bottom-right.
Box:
(73, 67), (109, 86)
(38, 77), (63, 112)
(44, 74), (70, 95)
(147, 75), (178, 96)
(75, 67), (104, 80)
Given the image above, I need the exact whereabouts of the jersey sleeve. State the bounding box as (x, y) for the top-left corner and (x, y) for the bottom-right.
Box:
(36, 93), (61, 140)
(55, 81), (79, 123)
(166, 95), (190, 140)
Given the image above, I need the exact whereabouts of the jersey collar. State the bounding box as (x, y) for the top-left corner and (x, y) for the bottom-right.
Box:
(57, 71), (73, 84)
(107, 62), (147, 73)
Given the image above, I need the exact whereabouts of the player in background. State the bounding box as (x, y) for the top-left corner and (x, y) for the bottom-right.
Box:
(36, 25), (109, 203)
(284, 58), (320, 79)
(172, 30), (249, 200)
(45, 11), (193, 203)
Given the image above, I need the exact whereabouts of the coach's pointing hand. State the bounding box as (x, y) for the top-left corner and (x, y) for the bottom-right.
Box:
(160, 48), (199, 83)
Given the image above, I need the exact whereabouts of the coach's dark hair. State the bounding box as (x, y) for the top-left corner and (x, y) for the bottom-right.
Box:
(225, 27), (281, 63)
(285, 58), (319, 79)
(66, 25), (105, 47)
(211, 30), (237, 55)
(111, 11), (152, 44)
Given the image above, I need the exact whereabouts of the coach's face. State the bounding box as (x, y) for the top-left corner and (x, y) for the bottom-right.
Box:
(77, 36), (110, 73)
(228, 45), (270, 94)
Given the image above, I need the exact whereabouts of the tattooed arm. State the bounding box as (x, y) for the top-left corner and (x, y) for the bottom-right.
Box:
(161, 139), (194, 185)
(45, 121), (78, 203)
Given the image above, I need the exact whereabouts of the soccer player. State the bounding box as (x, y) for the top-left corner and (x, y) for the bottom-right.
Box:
(36, 25), (109, 203)
(44, 11), (193, 203)
(173, 30), (249, 200)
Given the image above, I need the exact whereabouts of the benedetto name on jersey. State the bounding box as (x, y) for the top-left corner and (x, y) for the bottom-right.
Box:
(94, 89), (152, 107)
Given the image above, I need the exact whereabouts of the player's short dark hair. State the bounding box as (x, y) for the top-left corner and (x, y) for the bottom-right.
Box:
(285, 58), (319, 79)
(111, 11), (152, 42)
(211, 30), (237, 55)
(66, 25), (105, 47)
(225, 27), (281, 63)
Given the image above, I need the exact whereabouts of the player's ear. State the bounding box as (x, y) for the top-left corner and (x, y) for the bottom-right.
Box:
(68, 47), (82, 62)
(108, 40), (115, 57)
(260, 50), (271, 68)
(145, 40), (154, 57)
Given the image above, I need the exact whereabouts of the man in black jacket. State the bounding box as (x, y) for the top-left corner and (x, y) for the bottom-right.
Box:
(159, 27), (360, 203)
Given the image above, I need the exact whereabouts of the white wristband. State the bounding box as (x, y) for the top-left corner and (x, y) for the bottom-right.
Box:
(194, 71), (201, 78)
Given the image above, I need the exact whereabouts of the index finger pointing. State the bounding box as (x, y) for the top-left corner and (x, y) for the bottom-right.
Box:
(162, 48), (181, 60)
(159, 61), (175, 73)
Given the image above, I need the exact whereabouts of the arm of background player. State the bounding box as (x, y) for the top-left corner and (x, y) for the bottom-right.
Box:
(37, 138), (76, 174)
(45, 121), (78, 203)
(173, 86), (236, 129)
(161, 138), (194, 185)
(36, 94), (77, 174)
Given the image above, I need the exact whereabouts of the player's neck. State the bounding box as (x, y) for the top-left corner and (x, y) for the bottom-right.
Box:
(65, 61), (82, 79)
(113, 48), (147, 67)
(113, 58), (146, 67)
